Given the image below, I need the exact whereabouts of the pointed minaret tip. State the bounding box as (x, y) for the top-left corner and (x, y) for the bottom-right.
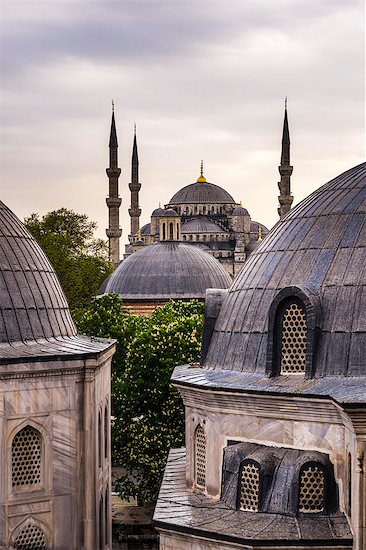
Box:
(134, 122), (136, 136)
(285, 96), (287, 110)
(112, 99), (115, 112)
(197, 159), (207, 183)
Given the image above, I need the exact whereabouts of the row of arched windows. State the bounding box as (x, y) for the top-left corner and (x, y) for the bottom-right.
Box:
(173, 205), (228, 216)
(194, 426), (330, 515)
(182, 233), (229, 242)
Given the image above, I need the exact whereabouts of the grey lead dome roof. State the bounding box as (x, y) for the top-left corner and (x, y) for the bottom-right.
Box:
(205, 162), (366, 377)
(168, 181), (235, 205)
(0, 201), (113, 362)
(103, 242), (232, 300)
(181, 218), (225, 234)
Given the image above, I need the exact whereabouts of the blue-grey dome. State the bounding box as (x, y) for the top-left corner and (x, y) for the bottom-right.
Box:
(162, 208), (179, 217)
(205, 162), (366, 377)
(181, 218), (225, 234)
(103, 242), (232, 300)
(169, 181), (235, 205)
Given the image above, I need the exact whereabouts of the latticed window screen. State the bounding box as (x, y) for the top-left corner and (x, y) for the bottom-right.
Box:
(280, 302), (307, 373)
(14, 523), (46, 550)
(195, 425), (206, 488)
(239, 461), (260, 512)
(12, 426), (42, 488)
(298, 464), (325, 513)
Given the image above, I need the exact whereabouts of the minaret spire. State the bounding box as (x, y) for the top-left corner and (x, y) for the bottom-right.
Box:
(277, 98), (293, 219)
(128, 124), (141, 240)
(106, 103), (122, 267)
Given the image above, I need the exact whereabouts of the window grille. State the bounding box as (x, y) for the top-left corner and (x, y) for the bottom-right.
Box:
(299, 464), (325, 513)
(280, 302), (307, 373)
(239, 461), (260, 512)
(12, 426), (41, 488)
(14, 524), (46, 550)
(195, 425), (206, 488)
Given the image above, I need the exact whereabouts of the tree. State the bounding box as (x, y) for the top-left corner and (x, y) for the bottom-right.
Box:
(74, 295), (204, 505)
(24, 208), (113, 310)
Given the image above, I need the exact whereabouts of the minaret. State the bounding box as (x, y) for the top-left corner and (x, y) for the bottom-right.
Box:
(106, 102), (122, 267)
(128, 124), (141, 241)
(278, 98), (294, 219)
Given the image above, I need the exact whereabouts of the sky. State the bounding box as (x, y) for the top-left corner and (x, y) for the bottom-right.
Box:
(0, 0), (365, 246)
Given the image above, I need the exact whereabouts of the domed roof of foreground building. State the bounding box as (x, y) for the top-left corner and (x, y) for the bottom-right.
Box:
(0, 201), (113, 362)
(205, 162), (366, 378)
(103, 241), (232, 300)
(168, 180), (235, 205)
(181, 218), (225, 234)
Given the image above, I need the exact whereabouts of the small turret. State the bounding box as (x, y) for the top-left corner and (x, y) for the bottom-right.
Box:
(159, 209), (181, 241)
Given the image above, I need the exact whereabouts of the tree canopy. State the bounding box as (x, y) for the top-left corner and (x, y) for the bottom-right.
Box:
(74, 295), (204, 505)
(24, 208), (113, 310)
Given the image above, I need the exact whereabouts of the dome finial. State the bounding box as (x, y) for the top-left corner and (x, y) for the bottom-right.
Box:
(257, 226), (262, 241)
(137, 228), (142, 241)
(112, 99), (115, 112)
(197, 159), (207, 183)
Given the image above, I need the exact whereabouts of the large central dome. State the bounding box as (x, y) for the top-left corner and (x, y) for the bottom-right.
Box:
(168, 181), (235, 205)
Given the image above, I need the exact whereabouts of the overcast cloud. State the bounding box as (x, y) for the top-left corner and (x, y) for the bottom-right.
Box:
(0, 0), (364, 243)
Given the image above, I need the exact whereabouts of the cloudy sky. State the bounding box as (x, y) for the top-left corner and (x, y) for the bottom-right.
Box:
(1, 0), (364, 245)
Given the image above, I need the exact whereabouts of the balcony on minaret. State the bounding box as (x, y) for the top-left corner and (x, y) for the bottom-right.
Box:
(106, 227), (122, 238)
(106, 197), (122, 208)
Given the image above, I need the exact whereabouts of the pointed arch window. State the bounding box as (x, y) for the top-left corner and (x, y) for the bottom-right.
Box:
(162, 223), (166, 240)
(298, 462), (325, 513)
(195, 425), (206, 488)
(238, 460), (261, 512)
(169, 222), (174, 240)
(12, 426), (42, 488)
(14, 523), (46, 550)
(279, 300), (307, 374)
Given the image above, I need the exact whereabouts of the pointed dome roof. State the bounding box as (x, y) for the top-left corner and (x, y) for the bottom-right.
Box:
(168, 181), (235, 205)
(103, 242), (232, 300)
(0, 201), (113, 361)
(205, 162), (366, 378)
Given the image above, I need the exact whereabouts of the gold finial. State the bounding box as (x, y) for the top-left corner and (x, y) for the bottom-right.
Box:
(158, 202), (161, 208)
(137, 228), (142, 241)
(257, 226), (262, 241)
(112, 99), (115, 112)
(240, 200), (243, 207)
(285, 96), (287, 109)
(196, 159), (207, 183)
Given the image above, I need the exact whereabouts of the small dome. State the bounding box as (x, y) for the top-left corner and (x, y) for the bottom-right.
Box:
(151, 207), (165, 217)
(103, 242), (232, 300)
(140, 223), (151, 235)
(168, 182), (235, 205)
(181, 218), (225, 234)
(232, 206), (249, 216)
(162, 208), (179, 217)
(205, 162), (366, 377)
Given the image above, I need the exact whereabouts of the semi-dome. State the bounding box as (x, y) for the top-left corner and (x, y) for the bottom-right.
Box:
(181, 218), (225, 234)
(168, 181), (235, 205)
(204, 162), (366, 379)
(103, 242), (232, 300)
(0, 201), (112, 361)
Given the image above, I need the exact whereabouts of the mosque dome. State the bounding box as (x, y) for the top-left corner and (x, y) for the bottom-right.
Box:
(232, 206), (249, 216)
(162, 208), (179, 217)
(0, 201), (76, 345)
(151, 207), (165, 217)
(204, 162), (366, 378)
(168, 181), (235, 205)
(103, 241), (232, 300)
(181, 218), (225, 234)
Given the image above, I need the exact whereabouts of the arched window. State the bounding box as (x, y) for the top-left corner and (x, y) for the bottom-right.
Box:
(104, 404), (109, 460)
(162, 223), (166, 240)
(203, 206), (206, 215)
(104, 485), (109, 546)
(12, 426), (42, 488)
(196, 234), (199, 241)
(14, 523), (46, 550)
(348, 452), (352, 516)
(176, 223), (179, 240)
(183, 235), (186, 241)
(279, 300), (307, 374)
(189, 235), (193, 241)
(238, 460), (260, 512)
(98, 410), (103, 468)
(195, 425), (206, 488)
(169, 222), (174, 240)
(298, 463), (325, 513)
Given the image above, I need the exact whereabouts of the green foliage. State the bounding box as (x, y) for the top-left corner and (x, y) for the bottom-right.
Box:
(74, 296), (204, 505)
(24, 208), (113, 310)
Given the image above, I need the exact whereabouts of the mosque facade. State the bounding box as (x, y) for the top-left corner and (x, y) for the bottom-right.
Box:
(105, 105), (294, 278)
(153, 162), (366, 549)
(0, 202), (114, 549)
